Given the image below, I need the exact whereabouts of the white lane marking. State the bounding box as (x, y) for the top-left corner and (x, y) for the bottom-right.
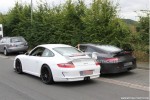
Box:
(99, 78), (149, 92)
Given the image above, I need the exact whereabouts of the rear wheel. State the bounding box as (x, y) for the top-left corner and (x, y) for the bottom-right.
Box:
(41, 65), (54, 84)
(4, 48), (8, 56)
(15, 59), (23, 74)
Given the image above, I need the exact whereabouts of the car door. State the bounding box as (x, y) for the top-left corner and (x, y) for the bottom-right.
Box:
(22, 47), (45, 76)
(33, 48), (55, 75)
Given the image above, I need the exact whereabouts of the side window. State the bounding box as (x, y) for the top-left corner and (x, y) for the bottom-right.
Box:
(79, 46), (87, 52)
(30, 47), (45, 56)
(6, 38), (10, 43)
(42, 49), (54, 57)
(85, 47), (96, 53)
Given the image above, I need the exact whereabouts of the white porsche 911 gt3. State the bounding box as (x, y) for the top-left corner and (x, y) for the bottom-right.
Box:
(14, 44), (101, 84)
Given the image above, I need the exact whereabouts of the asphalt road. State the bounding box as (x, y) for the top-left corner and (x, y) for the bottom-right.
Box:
(0, 55), (149, 100)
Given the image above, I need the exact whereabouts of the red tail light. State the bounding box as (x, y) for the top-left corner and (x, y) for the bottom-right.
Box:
(57, 62), (75, 68)
(105, 58), (119, 62)
(96, 62), (100, 66)
(94, 60), (100, 66)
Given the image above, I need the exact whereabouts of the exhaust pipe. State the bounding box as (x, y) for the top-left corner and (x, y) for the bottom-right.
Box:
(84, 76), (90, 81)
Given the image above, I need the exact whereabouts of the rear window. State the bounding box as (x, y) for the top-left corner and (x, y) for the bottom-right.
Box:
(53, 47), (82, 56)
(11, 37), (26, 43)
(96, 45), (122, 53)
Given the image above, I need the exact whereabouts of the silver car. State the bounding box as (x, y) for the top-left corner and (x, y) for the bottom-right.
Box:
(0, 36), (28, 56)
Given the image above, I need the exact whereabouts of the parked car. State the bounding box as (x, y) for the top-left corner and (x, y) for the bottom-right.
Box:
(77, 44), (137, 74)
(14, 44), (100, 84)
(0, 36), (28, 56)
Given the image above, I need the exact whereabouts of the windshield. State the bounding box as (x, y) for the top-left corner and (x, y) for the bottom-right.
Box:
(11, 37), (26, 43)
(96, 45), (122, 53)
(53, 47), (83, 56)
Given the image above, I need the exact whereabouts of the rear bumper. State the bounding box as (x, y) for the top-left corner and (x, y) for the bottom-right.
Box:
(53, 67), (100, 82)
(100, 59), (137, 74)
(60, 74), (100, 82)
(7, 46), (28, 53)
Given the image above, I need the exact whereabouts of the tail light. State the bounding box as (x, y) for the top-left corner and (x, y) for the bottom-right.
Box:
(94, 60), (100, 66)
(105, 58), (119, 63)
(57, 62), (75, 68)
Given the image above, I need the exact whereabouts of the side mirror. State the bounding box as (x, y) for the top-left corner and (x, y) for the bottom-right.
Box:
(92, 52), (98, 59)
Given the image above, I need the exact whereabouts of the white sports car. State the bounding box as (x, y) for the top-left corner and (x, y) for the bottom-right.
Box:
(14, 44), (101, 84)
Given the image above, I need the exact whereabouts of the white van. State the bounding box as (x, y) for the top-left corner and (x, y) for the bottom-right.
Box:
(0, 24), (3, 39)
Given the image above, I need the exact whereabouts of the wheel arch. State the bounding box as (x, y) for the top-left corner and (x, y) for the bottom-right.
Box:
(40, 64), (52, 76)
(3, 46), (7, 50)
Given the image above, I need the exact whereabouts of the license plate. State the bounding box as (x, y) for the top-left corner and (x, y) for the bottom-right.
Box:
(80, 70), (93, 76)
(124, 62), (132, 66)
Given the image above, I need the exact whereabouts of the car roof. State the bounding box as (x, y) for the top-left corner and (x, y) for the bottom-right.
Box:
(79, 43), (97, 46)
(39, 44), (72, 49)
(79, 43), (112, 47)
(79, 44), (122, 53)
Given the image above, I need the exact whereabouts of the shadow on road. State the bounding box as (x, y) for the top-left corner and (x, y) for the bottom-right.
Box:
(17, 72), (99, 87)
(54, 80), (99, 87)
(100, 71), (136, 78)
(0, 52), (23, 56)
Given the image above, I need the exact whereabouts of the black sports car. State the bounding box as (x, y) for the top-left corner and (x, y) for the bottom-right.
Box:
(78, 44), (137, 74)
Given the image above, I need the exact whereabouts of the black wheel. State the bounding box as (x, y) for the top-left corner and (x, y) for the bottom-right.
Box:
(15, 59), (23, 74)
(4, 48), (8, 56)
(41, 65), (54, 84)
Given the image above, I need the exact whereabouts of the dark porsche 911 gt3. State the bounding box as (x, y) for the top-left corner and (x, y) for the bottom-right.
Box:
(78, 44), (137, 74)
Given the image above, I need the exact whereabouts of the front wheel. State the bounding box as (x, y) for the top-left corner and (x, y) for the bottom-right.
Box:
(41, 65), (54, 84)
(15, 59), (23, 74)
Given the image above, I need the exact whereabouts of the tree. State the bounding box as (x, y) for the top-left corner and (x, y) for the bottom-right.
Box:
(136, 11), (149, 45)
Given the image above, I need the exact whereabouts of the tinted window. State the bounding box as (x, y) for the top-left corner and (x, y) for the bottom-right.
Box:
(42, 49), (54, 57)
(79, 45), (87, 52)
(96, 45), (122, 53)
(6, 38), (10, 43)
(85, 47), (96, 52)
(30, 47), (45, 56)
(11, 37), (26, 43)
(53, 47), (82, 56)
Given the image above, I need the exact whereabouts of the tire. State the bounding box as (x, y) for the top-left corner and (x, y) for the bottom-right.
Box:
(15, 59), (23, 74)
(4, 48), (8, 56)
(41, 65), (54, 84)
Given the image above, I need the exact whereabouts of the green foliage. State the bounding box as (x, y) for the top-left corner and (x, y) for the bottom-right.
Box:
(136, 13), (149, 45)
(0, 0), (132, 49)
